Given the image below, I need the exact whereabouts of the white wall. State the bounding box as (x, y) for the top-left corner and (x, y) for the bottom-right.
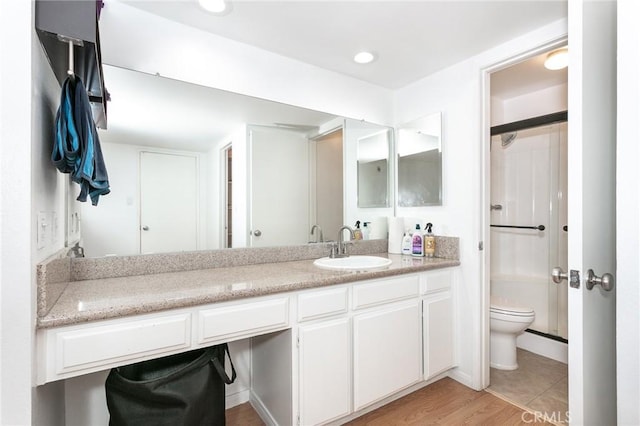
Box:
(393, 18), (568, 389)
(492, 83), (568, 126)
(0, 1), (69, 423)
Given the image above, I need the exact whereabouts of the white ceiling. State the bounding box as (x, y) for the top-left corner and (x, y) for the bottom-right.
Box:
(126, 0), (568, 90)
(491, 49), (568, 100)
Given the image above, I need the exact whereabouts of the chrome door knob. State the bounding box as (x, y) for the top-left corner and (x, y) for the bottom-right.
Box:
(586, 269), (614, 291)
(551, 267), (568, 283)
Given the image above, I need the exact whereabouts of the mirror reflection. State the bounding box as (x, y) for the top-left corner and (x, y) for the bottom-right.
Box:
(397, 112), (443, 207)
(357, 128), (391, 208)
(82, 65), (345, 257)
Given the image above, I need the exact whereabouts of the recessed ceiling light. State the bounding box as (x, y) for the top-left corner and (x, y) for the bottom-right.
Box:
(354, 51), (376, 64)
(199, 0), (230, 14)
(544, 48), (568, 70)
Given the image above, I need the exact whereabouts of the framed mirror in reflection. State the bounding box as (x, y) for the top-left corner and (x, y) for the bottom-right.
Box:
(80, 65), (392, 257)
(397, 112), (443, 207)
(357, 127), (391, 208)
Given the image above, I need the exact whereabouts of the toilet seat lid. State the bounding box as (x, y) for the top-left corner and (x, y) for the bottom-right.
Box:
(490, 296), (534, 315)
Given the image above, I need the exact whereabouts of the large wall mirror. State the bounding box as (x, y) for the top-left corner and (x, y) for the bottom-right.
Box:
(396, 112), (443, 207)
(80, 65), (392, 257)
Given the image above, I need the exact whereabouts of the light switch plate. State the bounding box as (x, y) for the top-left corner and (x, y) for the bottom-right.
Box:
(37, 212), (47, 249)
(52, 212), (59, 244)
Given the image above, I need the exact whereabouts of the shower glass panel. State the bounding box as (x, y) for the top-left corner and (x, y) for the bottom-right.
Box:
(490, 122), (568, 339)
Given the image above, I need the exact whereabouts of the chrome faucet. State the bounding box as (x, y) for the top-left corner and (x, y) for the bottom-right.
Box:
(310, 224), (323, 243)
(331, 225), (354, 258)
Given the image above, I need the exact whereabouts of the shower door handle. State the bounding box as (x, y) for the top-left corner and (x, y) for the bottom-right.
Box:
(551, 267), (567, 283)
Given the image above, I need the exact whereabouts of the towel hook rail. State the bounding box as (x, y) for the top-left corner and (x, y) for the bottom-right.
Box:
(67, 39), (74, 78)
(56, 35), (84, 80)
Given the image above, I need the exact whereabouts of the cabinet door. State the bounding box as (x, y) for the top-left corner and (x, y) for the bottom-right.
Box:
(298, 318), (351, 425)
(353, 301), (422, 411)
(423, 292), (454, 379)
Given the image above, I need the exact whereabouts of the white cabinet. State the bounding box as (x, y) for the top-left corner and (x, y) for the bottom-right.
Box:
(298, 318), (351, 425)
(40, 267), (458, 425)
(353, 300), (422, 411)
(422, 270), (455, 380)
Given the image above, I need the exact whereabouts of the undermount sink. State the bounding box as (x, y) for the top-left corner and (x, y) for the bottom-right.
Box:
(313, 255), (393, 272)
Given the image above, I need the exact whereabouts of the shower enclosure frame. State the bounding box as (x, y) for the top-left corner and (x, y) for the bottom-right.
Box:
(489, 116), (568, 341)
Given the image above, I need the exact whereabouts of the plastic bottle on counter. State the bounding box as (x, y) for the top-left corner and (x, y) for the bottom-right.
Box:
(411, 224), (424, 257)
(362, 222), (370, 240)
(401, 230), (412, 255)
(353, 221), (363, 240)
(424, 222), (435, 258)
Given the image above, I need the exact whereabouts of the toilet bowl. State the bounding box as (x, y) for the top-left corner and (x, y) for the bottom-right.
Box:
(490, 296), (535, 370)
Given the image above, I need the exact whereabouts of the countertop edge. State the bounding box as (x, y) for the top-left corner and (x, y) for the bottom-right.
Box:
(36, 259), (460, 329)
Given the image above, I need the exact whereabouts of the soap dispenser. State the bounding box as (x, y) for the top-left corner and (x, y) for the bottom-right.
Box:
(362, 222), (370, 240)
(424, 222), (435, 258)
(353, 221), (363, 240)
(411, 224), (424, 257)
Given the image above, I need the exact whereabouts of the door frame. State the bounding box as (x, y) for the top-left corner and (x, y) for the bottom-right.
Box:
(479, 36), (568, 389)
(220, 143), (232, 248)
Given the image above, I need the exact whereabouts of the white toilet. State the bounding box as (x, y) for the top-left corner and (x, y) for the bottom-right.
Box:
(490, 296), (535, 370)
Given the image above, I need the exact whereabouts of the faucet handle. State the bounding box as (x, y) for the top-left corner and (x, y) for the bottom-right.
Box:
(329, 242), (338, 258)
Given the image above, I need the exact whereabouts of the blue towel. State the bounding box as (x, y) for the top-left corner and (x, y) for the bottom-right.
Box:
(52, 76), (110, 205)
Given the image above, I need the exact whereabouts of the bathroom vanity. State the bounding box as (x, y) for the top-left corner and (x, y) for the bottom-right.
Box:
(36, 242), (459, 425)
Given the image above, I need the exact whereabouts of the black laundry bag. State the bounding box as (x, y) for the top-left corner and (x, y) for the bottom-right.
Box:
(105, 344), (236, 426)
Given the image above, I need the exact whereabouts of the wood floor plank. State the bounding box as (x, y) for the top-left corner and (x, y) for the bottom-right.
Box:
(346, 378), (550, 426)
(227, 378), (550, 426)
(226, 402), (265, 426)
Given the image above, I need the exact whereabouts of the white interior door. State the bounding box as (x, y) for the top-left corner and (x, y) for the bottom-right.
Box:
(616, 1), (640, 423)
(566, 1), (617, 424)
(249, 126), (309, 247)
(140, 152), (198, 254)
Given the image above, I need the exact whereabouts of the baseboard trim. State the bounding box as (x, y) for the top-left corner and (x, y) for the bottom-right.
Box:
(517, 330), (568, 364)
(249, 390), (279, 426)
(226, 389), (250, 409)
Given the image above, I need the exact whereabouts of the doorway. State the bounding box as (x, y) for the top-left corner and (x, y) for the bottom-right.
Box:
(312, 128), (344, 241)
(222, 144), (233, 248)
(482, 43), (569, 419)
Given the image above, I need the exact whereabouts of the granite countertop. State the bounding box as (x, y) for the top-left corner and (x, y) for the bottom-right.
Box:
(37, 254), (459, 329)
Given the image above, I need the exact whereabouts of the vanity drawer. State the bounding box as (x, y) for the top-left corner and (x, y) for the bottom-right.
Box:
(423, 270), (452, 294)
(352, 275), (420, 310)
(44, 313), (191, 381)
(298, 286), (349, 322)
(196, 297), (289, 345)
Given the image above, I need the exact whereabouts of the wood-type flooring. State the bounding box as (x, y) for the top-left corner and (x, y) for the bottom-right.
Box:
(226, 377), (551, 425)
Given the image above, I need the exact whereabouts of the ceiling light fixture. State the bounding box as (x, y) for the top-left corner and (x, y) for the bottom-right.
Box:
(198, 0), (230, 14)
(354, 51), (376, 64)
(544, 48), (569, 70)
